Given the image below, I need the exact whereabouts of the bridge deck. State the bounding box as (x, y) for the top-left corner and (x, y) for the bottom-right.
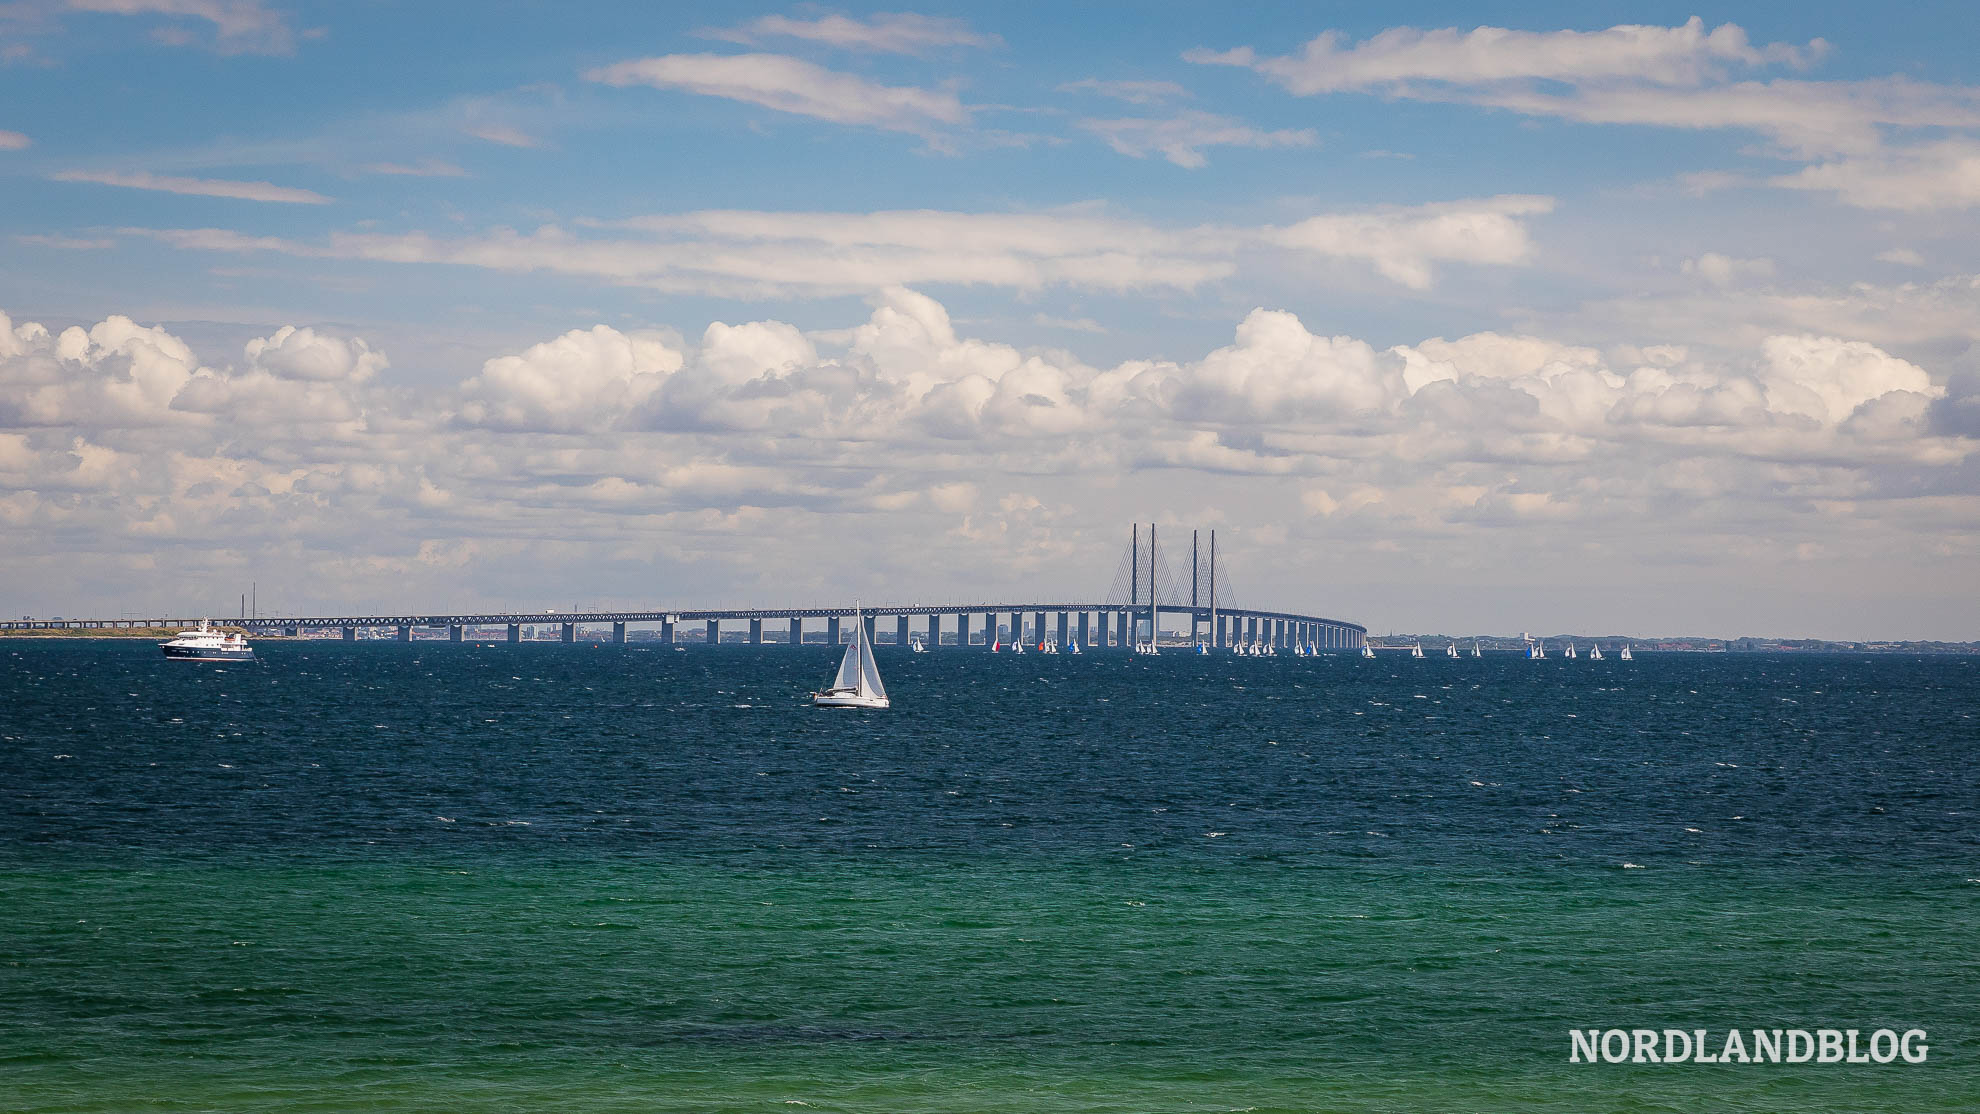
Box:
(4, 602), (1364, 637)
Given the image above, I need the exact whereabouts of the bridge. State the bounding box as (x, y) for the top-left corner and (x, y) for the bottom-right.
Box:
(2, 526), (1367, 651)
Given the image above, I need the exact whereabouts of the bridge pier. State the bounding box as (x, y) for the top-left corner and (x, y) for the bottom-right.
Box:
(507, 623), (520, 643)
(449, 625), (463, 642)
(705, 619), (720, 646)
(897, 614), (910, 648)
(1077, 611), (1090, 648)
(614, 621), (628, 644)
(660, 619), (674, 645)
(789, 617), (802, 646)
(827, 616), (840, 646)
(863, 614), (877, 646)
(927, 613), (942, 648)
(343, 627), (356, 642)
(749, 618), (762, 646)
(561, 622), (576, 644)
(397, 625), (411, 642)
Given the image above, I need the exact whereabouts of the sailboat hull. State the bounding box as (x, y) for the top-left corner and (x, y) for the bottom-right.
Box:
(811, 692), (890, 709)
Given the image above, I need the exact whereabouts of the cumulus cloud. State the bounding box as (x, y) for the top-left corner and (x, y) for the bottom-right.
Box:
(702, 12), (999, 54)
(1076, 109), (1315, 168)
(245, 325), (386, 382)
(587, 52), (968, 140)
(0, 312), (382, 431)
(0, 129), (28, 149)
(1756, 334), (1938, 425)
(459, 325), (682, 433)
(2, 297), (1974, 630)
(53, 169), (331, 204)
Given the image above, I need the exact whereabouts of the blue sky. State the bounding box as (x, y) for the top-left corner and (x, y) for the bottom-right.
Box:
(2, 3), (1978, 637)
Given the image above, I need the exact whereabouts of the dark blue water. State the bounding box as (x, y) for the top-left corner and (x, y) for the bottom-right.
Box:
(3, 641), (1976, 1111)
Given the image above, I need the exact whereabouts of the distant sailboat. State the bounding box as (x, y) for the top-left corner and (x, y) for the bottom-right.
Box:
(1564, 642), (1578, 659)
(1589, 643), (1603, 660)
(812, 612), (889, 709)
(1360, 643), (1376, 658)
(910, 635), (928, 654)
(1196, 641), (1211, 655)
(1619, 643), (1634, 660)
(1067, 639), (1082, 655)
(1410, 642), (1425, 659)
(1446, 642), (1459, 658)
(1471, 641), (1482, 658)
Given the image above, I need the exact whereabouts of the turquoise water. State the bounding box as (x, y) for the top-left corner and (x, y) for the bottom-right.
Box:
(4, 642), (1976, 1111)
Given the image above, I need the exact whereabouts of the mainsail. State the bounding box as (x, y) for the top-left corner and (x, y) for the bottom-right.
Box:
(857, 622), (886, 702)
(831, 627), (863, 692)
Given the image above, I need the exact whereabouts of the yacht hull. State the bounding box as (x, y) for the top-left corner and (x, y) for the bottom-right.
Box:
(161, 646), (254, 661)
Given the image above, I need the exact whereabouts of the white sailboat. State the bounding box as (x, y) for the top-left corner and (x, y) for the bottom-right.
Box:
(1360, 643), (1375, 658)
(1410, 642), (1425, 659)
(812, 613), (889, 709)
(1068, 639), (1082, 655)
(1564, 642), (1578, 659)
(909, 634), (928, 653)
(1589, 643), (1603, 660)
(1446, 642), (1459, 658)
(1619, 643), (1634, 660)
(1471, 641), (1482, 658)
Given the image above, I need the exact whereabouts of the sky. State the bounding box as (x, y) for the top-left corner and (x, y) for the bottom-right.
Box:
(2, 1), (1977, 639)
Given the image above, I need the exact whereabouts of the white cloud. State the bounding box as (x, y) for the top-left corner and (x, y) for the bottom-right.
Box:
(245, 325), (386, 382)
(1058, 78), (1189, 105)
(1187, 17), (1819, 94)
(1076, 109), (1315, 168)
(1470, 78), (1980, 159)
(1876, 248), (1925, 266)
(362, 159), (467, 177)
(1757, 334), (1938, 425)
(0, 129), (28, 149)
(65, 0), (296, 55)
(1682, 252), (1775, 286)
(462, 123), (538, 148)
(1267, 195), (1553, 289)
(1190, 17), (1980, 208)
(586, 52), (968, 139)
(53, 169), (331, 204)
(127, 196), (1554, 297)
(459, 325), (683, 433)
(3, 298), (1975, 633)
(1772, 138), (1980, 210)
(703, 12), (999, 54)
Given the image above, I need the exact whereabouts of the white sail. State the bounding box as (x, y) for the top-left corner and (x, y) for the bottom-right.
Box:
(831, 634), (862, 691)
(858, 623), (886, 701)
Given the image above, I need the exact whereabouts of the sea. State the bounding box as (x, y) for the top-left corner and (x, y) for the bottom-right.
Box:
(2, 639), (1976, 1112)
